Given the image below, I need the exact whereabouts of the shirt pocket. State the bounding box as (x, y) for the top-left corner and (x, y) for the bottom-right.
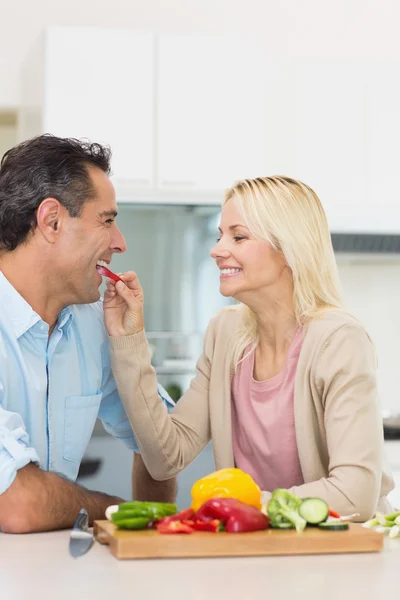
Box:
(63, 393), (102, 462)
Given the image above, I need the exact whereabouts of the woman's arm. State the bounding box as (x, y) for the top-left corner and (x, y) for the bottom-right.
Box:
(109, 330), (212, 480)
(104, 271), (213, 480)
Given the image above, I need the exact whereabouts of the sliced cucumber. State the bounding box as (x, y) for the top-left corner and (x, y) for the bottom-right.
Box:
(318, 522), (349, 531)
(299, 498), (329, 525)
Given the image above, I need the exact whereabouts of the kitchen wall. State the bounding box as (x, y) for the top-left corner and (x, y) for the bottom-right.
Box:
(0, 118), (17, 157)
(2, 0), (400, 107)
(337, 258), (400, 415)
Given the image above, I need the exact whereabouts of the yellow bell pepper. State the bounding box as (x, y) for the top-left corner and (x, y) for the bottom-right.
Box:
(191, 468), (262, 512)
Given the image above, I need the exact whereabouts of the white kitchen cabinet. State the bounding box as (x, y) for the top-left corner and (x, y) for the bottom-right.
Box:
(22, 27), (155, 188)
(157, 34), (268, 192)
(292, 60), (366, 232)
(365, 64), (400, 232)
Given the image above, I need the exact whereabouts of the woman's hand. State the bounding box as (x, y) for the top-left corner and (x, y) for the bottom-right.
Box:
(103, 271), (144, 337)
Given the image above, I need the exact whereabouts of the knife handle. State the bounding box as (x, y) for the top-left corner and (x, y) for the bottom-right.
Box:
(73, 508), (89, 531)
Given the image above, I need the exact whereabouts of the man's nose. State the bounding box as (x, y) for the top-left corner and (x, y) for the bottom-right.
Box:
(111, 226), (127, 254)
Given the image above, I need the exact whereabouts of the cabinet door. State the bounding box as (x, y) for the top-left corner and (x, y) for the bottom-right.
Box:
(157, 34), (268, 192)
(365, 64), (400, 233)
(44, 27), (154, 188)
(292, 60), (366, 232)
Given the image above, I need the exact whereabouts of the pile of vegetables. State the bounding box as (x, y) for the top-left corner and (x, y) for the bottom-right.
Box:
(106, 468), (353, 535)
(363, 511), (400, 539)
(266, 488), (348, 531)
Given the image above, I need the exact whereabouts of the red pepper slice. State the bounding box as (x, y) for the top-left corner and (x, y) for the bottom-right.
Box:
(328, 508), (341, 519)
(156, 508), (195, 526)
(96, 264), (122, 282)
(156, 520), (194, 534)
(189, 519), (222, 533)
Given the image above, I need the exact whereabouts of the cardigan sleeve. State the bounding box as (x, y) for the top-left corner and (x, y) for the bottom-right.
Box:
(108, 321), (217, 480)
(275, 324), (385, 521)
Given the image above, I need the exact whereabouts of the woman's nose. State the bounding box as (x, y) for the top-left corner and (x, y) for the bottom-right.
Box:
(210, 240), (230, 260)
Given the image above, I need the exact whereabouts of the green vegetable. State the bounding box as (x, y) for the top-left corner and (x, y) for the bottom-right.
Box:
(118, 501), (177, 515)
(267, 489), (307, 532)
(318, 522), (349, 531)
(363, 517), (380, 529)
(389, 525), (400, 539)
(380, 510), (400, 522)
(299, 498), (329, 525)
(112, 501), (178, 530)
(114, 517), (153, 530)
(363, 511), (400, 538)
(112, 509), (159, 522)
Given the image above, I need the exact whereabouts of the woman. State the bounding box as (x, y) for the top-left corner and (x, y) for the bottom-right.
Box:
(104, 176), (393, 520)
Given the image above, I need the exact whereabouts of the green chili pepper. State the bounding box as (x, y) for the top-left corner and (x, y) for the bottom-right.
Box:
(112, 510), (151, 522)
(114, 517), (152, 530)
(118, 501), (177, 515)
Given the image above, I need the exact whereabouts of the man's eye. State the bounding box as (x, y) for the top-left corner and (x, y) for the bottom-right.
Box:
(105, 219), (115, 225)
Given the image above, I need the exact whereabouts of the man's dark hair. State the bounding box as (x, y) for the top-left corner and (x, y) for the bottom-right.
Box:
(0, 134), (112, 251)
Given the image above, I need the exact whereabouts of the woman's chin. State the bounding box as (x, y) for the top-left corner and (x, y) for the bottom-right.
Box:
(219, 284), (238, 299)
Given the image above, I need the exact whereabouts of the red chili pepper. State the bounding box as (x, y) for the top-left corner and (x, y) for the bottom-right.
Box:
(156, 520), (194, 534)
(328, 508), (341, 519)
(156, 508), (195, 526)
(194, 498), (269, 533)
(96, 264), (122, 282)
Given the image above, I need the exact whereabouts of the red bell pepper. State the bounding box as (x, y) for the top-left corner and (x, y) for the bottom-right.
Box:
(328, 508), (341, 519)
(194, 498), (269, 533)
(156, 520), (194, 534)
(96, 264), (122, 282)
(156, 508), (195, 526)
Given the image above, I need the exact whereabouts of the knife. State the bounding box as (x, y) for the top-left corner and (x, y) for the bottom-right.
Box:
(69, 508), (93, 558)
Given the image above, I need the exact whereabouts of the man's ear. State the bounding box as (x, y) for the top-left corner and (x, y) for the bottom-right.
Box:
(36, 198), (64, 243)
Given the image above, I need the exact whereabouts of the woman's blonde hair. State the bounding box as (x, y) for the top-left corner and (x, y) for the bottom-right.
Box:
(225, 176), (345, 367)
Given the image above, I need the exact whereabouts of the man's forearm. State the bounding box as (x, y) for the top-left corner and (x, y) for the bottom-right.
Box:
(132, 453), (177, 503)
(0, 463), (124, 534)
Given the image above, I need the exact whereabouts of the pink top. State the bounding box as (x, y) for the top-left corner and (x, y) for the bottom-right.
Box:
(231, 328), (304, 491)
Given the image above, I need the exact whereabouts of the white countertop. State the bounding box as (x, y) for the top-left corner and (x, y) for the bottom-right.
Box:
(2, 529), (400, 600)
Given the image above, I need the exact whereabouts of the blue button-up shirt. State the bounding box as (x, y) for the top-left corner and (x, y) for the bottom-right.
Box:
(0, 272), (173, 494)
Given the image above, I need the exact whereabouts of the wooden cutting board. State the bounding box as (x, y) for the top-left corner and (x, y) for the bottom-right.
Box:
(93, 520), (384, 560)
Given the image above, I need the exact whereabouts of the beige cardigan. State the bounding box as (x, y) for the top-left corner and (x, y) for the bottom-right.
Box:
(110, 306), (394, 520)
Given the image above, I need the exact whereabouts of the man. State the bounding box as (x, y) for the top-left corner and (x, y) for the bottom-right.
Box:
(0, 135), (176, 533)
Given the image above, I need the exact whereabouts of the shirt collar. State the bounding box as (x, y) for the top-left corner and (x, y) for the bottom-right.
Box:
(0, 272), (73, 339)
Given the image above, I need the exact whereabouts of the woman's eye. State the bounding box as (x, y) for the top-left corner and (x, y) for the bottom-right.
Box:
(216, 237), (221, 242)
(234, 236), (246, 242)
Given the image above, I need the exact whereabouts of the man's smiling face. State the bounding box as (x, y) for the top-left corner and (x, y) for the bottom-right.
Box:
(55, 165), (127, 305)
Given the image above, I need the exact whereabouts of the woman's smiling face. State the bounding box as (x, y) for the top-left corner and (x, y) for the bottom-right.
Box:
(209, 197), (288, 302)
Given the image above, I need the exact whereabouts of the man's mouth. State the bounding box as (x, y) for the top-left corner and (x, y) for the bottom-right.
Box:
(96, 260), (121, 282)
(96, 260), (109, 268)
